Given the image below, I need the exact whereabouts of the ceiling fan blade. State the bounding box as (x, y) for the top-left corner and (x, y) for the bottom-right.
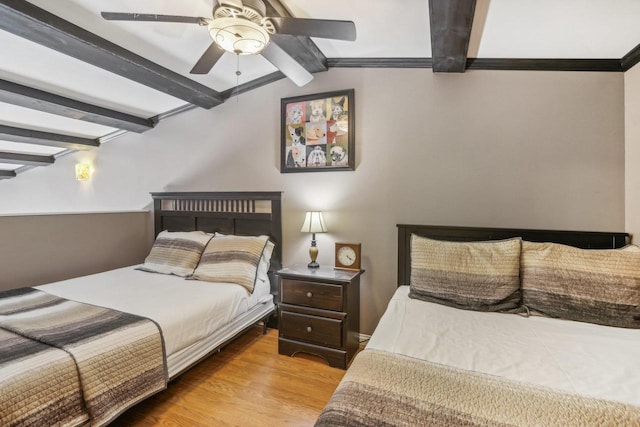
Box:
(270, 17), (356, 41)
(190, 43), (226, 74)
(261, 41), (313, 87)
(100, 12), (205, 24)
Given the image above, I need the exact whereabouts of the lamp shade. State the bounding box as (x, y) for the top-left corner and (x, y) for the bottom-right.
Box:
(301, 211), (328, 233)
(208, 18), (270, 55)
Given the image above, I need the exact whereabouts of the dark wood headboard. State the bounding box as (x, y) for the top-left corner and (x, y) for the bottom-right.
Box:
(397, 224), (629, 287)
(151, 192), (282, 294)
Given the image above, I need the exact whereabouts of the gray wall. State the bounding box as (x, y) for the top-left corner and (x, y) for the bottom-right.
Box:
(0, 68), (626, 333)
(0, 211), (152, 291)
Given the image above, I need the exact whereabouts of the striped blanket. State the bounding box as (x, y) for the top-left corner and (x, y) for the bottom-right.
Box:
(316, 349), (640, 427)
(0, 288), (168, 426)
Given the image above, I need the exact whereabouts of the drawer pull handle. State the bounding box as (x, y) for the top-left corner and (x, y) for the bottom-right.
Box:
(306, 292), (313, 298)
(306, 326), (312, 333)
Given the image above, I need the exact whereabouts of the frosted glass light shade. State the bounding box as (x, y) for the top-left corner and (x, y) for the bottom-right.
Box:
(208, 18), (270, 55)
(301, 211), (328, 233)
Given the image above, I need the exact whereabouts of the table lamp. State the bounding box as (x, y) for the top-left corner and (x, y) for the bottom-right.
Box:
(301, 211), (327, 268)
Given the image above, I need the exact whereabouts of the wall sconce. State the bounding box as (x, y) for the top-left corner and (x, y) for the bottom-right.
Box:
(75, 162), (92, 181)
(300, 211), (328, 268)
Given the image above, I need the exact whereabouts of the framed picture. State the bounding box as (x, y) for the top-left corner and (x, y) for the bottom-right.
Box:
(281, 89), (355, 173)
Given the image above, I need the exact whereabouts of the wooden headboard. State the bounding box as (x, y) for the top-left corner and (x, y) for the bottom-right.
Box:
(397, 224), (629, 287)
(151, 192), (282, 294)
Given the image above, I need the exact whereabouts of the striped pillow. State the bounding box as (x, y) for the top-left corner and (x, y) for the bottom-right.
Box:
(521, 241), (640, 328)
(214, 233), (275, 284)
(192, 234), (270, 293)
(137, 231), (212, 277)
(409, 235), (522, 311)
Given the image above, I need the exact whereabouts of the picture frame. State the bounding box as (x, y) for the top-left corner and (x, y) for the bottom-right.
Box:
(280, 89), (355, 173)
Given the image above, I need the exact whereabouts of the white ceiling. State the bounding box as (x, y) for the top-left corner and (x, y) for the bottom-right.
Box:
(1, 0), (640, 173)
(475, 0), (640, 58)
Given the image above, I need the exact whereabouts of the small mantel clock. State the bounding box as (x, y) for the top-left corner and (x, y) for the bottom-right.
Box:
(334, 243), (362, 271)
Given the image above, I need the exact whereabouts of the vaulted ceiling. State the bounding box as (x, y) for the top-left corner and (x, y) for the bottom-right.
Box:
(1, 0), (640, 180)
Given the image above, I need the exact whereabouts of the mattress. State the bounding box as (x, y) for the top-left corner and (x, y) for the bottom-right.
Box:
(367, 286), (640, 407)
(37, 265), (272, 358)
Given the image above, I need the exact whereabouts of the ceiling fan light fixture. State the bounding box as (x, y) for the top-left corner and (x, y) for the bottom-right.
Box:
(208, 18), (270, 55)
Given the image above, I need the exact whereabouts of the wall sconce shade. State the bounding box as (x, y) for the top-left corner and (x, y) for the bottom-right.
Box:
(75, 162), (92, 181)
(301, 211), (327, 269)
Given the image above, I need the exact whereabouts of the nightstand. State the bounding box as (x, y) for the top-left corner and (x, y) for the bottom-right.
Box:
(276, 264), (363, 369)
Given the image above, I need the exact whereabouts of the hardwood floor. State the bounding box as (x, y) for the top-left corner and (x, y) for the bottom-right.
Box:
(114, 327), (346, 426)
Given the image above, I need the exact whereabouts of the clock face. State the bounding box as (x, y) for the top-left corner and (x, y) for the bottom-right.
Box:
(337, 246), (357, 266)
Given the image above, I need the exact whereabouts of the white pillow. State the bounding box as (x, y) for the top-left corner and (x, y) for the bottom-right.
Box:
(258, 240), (275, 282)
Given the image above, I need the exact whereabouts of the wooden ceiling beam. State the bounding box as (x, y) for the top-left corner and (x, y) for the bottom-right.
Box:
(0, 169), (17, 179)
(621, 42), (640, 72)
(0, 79), (156, 133)
(221, 72), (285, 99)
(0, 0), (223, 109)
(429, 0), (477, 72)
(262, 0), (328, 73)
(0, 124), (100, 151)
(0, 151), (54, 166)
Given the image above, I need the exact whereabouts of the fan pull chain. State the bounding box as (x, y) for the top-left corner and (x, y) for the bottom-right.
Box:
(235, 54), (241, 103)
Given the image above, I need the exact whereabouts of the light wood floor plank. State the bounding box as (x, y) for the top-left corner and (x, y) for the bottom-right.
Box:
(114, 327), (345, 426)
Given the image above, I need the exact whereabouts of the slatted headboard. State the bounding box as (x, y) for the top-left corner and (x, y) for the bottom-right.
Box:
(397, 224), (629, 287)
(151, 192), (282, 294)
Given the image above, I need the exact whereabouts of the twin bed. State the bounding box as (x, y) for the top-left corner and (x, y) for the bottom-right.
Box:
(0, 192), (282, 426)
(316, 225), (640, 426)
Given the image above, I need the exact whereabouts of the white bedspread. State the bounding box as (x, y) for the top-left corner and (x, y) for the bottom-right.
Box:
(368, 286), (640, 407)
(37, 265), (270, 356)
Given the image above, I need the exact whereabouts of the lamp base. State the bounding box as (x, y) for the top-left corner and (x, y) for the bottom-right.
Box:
(308, 240), (319, 269)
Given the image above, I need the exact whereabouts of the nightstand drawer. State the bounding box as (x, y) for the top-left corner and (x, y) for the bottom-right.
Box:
(280, 311), (343, 348)
(281, 279), (343, 311)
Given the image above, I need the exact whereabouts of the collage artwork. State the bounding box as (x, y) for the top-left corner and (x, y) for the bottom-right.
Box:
(284, 94), (350, 169)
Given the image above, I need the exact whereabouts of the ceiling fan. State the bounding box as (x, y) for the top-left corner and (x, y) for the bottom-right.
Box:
(101, 0), (356, 87)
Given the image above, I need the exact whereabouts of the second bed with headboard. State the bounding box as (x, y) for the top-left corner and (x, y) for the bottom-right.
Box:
(0, 191), (282, 426)
(316, 224), (640, 427)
